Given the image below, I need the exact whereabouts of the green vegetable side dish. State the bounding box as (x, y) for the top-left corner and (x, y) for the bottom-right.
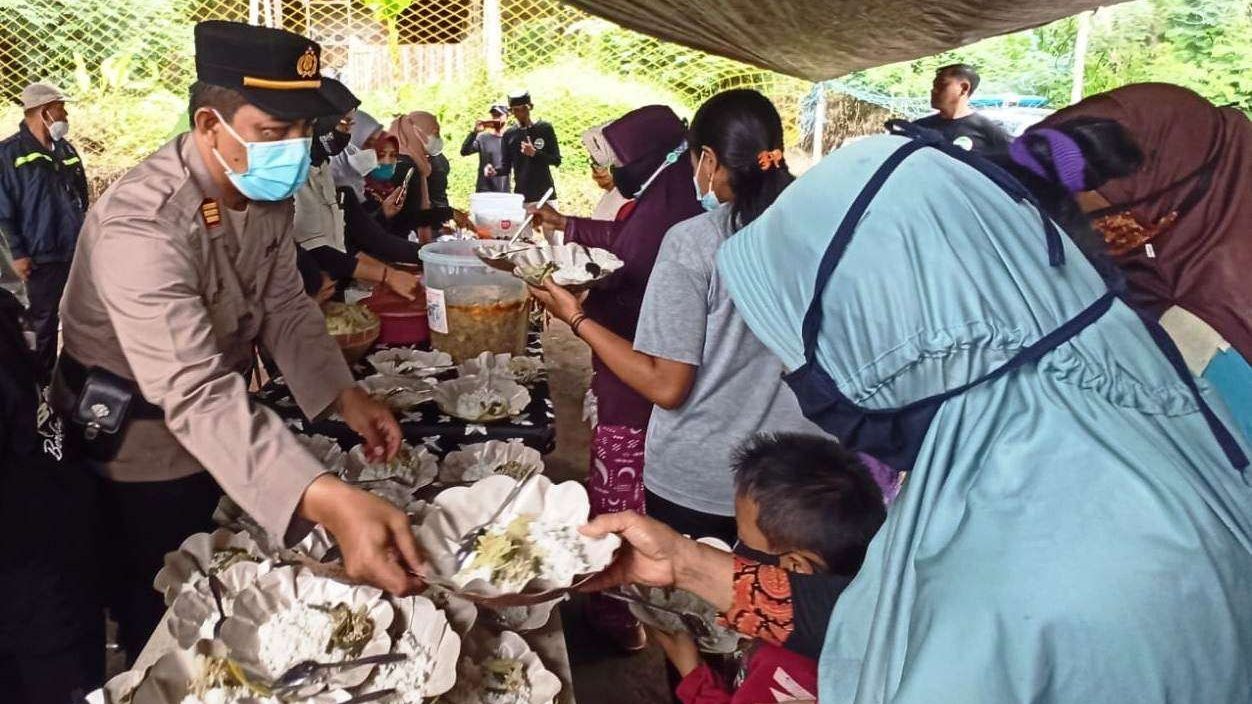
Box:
(465, 515), (545, 588)
(515, 261), (560, 286)
(482, 657), (529, 695)
(209, 547), (261, 574)
(311, 601), (376, 658)
(492, 461), (535, 480)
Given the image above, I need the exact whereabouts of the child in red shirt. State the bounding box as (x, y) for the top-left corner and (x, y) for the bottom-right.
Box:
(650, 432), (890, 704)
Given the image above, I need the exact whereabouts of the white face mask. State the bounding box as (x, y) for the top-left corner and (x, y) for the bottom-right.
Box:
(345, 144), (378, 175)
(45, 115), (69, 141)
(416, 128), (444, 157)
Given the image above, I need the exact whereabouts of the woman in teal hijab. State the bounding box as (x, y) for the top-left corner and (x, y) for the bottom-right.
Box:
(712, 125), (1252, 702)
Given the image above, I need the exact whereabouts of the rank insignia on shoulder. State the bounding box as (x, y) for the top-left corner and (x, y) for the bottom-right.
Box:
(200, 199), (222, 229)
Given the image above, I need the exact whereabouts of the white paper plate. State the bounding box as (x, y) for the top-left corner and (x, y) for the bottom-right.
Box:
(440, 630), (562, 704)
(295, 433), (348, 474)
(456, 352), (545, 385)
(413, 475), (619, 606)
(167, 561), (268, 649)
(129, 640), (352, 704)
(153, 529), (267, 606)
(91, 669), (145, 704)
(439, 440), (545, 484)
(345, 442), (438, 489)
(420, 584), (479, 636)
(481, 596), (563, 633)
(211, 496), (336, 562)
(360, 374), (436, 412)
(359, 595), (462, 701)
(505, 243), (624, 289)
(625, 537), (742, 654)
(367, 348), (453, 377)
(433, 375), (530, 422)
(219, 566), (394, 692)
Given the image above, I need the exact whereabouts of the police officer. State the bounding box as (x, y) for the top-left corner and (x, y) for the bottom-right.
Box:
(56, 21), (424, 662)
(500, 90), (562, 209)
(0, 82), (89, 371)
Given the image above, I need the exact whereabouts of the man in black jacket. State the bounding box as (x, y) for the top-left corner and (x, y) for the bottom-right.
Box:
(500, 90), (562, 208)
(0, 82), (89, 371)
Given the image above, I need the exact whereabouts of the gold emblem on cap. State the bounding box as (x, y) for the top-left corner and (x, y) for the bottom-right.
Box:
(296, 46), (318, 78)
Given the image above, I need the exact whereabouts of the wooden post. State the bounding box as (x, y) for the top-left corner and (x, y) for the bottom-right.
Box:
(1071, 10), (1095, 104)
(812, 84), (827, 160)
(484, 0), (503, 78)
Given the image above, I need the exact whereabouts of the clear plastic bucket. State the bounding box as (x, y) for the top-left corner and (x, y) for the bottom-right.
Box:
(418, 240), (529, 362)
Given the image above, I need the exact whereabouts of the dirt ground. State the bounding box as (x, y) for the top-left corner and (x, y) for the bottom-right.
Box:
(540, 320), (675, 704)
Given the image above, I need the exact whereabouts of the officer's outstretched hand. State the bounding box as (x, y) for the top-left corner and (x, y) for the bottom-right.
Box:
(299, 474), (426, 595)
(335, 385), (402, 462)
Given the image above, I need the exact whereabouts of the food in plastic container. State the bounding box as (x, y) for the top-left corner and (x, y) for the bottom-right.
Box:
(419, 241), (529, 363)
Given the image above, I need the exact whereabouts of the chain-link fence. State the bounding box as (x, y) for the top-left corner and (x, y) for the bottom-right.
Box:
(1, 0), (830, 207)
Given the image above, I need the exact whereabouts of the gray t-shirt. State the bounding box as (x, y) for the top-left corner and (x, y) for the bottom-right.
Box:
(635, 205), (822, 516)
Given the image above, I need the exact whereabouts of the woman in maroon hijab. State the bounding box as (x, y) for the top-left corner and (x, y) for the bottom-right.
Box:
(1040, 82), (1252, 360)
(531, 105), (701, 651)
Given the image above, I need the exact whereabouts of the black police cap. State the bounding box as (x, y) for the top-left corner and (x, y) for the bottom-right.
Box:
(194, 20), (341, 120)
(321, 77), (360, 116)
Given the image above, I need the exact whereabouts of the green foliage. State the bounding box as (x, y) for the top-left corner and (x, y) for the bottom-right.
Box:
(0, 0), (199, 99)
(840, 0), (1252, 113)
(360, 60), (690, 214)
(360, 0), (417, 59)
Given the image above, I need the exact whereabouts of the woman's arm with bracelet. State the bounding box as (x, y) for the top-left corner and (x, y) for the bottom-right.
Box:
(530, 280), (697, 409)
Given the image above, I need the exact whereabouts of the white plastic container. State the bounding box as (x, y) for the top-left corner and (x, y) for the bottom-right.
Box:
(419, 241), (529, 362)
(470, 192), (527, 240)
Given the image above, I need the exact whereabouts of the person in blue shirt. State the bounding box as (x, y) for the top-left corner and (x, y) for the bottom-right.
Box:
(0, 82), (89, 371)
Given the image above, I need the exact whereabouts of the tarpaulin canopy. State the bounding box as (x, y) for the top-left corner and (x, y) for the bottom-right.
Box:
(560, 0), (1110, 81)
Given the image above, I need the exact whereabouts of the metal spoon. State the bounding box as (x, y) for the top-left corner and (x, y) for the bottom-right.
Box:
(186, 554), (228, 638)
(274, 653), (407, 692)
(510, 187), (555, 244)
(452, 465), (539, 568)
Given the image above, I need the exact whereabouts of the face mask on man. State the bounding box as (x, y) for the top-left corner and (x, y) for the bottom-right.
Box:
(317, 129), (351, 158)
(44, 110), (69, 141)
(210, 109), (311, 202)
(344, 144), (379, 176)
(692, 150), (722, 212)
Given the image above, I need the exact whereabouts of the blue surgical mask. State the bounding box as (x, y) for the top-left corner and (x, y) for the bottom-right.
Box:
(370, 163), (396, 181)
(693, 151), (721, 212)
(211, 110), (311, 202)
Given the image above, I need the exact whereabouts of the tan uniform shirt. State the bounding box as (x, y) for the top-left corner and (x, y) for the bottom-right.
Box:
(59, 134), (356, 539)
(292, 163), (346, 253)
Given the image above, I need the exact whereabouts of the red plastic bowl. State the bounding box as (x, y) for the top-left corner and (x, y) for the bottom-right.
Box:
(364, 285), (429, 346)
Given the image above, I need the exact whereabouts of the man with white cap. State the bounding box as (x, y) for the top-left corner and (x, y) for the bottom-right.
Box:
(0, 82), (88, 370)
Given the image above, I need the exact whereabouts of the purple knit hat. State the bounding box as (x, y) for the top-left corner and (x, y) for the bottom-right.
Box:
(1008, 127), (1089, 193)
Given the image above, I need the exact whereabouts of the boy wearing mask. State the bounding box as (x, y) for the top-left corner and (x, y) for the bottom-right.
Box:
(652, 433), (888, 704)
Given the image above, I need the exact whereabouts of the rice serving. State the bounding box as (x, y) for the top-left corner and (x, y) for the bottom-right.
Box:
(369, 633), (434, 703)
(453, 514), (593, 592)
(256, 601), (373, 678)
